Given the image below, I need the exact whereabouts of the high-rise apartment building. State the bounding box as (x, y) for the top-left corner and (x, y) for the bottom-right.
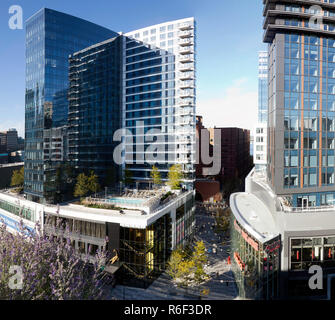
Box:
(230, 0), (335, 300)
(24, 8), (117, 203)
(253, 52), (268, 170)
(124, 19), (196, 190)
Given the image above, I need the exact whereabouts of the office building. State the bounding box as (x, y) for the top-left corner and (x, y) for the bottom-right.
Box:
(24, 8), (117, 203)
(230, 0), (335, 300)
(0, 129), (18, 153)
(253, 51), (268, 171)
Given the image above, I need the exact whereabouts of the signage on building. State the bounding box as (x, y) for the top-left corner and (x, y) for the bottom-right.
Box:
(234, 252), (245, 271)
(234, 219), (259, 251)
(265, 240), (280, 253)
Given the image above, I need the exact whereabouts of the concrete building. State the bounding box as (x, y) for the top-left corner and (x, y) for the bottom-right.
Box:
(230, 0), (335, 300)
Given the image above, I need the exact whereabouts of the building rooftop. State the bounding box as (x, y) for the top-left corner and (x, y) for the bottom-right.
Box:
(0, 188), (193, 229)
(231, 168), (335, 239)
(230, 192), (279, 243)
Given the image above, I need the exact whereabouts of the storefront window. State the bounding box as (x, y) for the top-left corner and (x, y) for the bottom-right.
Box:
(290, 236), (335, 270)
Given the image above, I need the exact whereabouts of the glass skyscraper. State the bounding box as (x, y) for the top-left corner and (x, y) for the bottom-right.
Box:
(68, 37), (122, 182)
(25, 8), (117, 202)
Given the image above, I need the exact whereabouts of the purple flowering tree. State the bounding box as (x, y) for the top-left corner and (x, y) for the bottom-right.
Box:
(0, 220), (112, 300)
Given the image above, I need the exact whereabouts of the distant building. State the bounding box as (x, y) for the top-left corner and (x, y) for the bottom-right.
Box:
(0, 129), (18, 153)
(195, 179), (222, 203)
(209, 127), (251, 183)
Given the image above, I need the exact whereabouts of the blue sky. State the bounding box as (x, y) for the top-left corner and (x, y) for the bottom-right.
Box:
(0, 0), (265, 136)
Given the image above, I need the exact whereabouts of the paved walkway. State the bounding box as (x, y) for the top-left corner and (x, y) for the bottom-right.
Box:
(109, 204), (239, 300)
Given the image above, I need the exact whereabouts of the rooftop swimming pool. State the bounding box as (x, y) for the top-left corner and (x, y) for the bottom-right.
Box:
(107, 197), (145, 206)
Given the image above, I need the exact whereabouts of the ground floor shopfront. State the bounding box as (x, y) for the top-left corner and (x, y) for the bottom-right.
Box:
(230, 217), (280, 300)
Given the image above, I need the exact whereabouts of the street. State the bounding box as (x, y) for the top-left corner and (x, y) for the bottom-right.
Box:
(110, 203), (238, 300)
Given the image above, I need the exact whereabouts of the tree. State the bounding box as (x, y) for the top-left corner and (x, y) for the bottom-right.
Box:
(74, 173), (89, 199)
(167, 248), (184, 280)
(88, 171), (101, 195)
(11, 167), (24, 187)
(192, 241), (209, 284)
(150, 166), (162, 186)
(167, 164), (183, 190)
(123, 166), (133, 186)
(167, 241), (209, 287)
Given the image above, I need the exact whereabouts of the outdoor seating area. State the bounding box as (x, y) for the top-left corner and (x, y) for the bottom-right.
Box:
(121, 189), (165, 199)
(83, 187), (183, 214)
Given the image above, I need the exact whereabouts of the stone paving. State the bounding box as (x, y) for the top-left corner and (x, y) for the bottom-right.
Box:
(109, 203), (239, 300)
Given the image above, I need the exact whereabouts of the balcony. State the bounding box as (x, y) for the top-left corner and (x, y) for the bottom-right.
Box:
(177, 98), (194, 106)
(179, 80), (194, 89)
(179, 38), (194, 46)
(178, 30), (193, 38)
(179, 22), (193, 31)
(179, 72), (194, 80)
(179, 46), (193, 55)
(179, 54), (194, 63)
(178, 89), (194, 98)
(176, 108), (193, 116)
(179, 63), (194, 72)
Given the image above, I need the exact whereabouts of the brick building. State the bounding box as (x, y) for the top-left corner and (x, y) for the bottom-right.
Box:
(209, 127), (251, 183)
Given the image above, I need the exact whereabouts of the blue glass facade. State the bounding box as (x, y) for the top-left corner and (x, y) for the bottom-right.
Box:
(283, 33), (335, 206)
(25, 8), (117, 202)
(68, 37), (122, 182)
(258, 52), (268, 124)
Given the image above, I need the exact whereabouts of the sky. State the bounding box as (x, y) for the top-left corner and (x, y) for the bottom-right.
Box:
(0, 0), (265, 137)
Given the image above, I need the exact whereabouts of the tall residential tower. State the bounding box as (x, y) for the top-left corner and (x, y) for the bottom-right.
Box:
(124, 18), (196, 190)
(230, 0), (335, 300)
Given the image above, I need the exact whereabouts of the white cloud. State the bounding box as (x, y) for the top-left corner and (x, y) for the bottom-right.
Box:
(0, 120), (24, 137)
(197, 78), (258, 131)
